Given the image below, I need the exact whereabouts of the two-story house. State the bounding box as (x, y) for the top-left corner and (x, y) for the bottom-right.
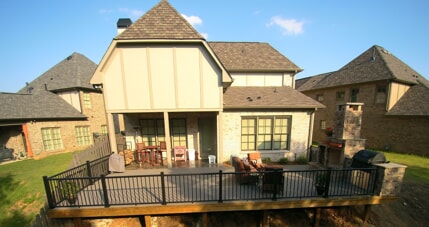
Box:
(297, 45), (429, 155)
(90, 0), (324, 165)
(0, 52), (107, 159)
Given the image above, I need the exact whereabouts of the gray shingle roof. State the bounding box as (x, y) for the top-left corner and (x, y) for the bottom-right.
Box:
(115, 0), (205, 40)
(0, 91), (86, 121)
(223, 86), (325, 109)
(308, 45), (426, 90)
(296, 72), (332, 91)
(209, 42), (302, 72)
(386, 84), (429, 116)
(18, 52), (97, 94)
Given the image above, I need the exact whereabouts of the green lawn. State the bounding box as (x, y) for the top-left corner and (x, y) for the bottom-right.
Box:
(0, 152), (73, 227)
(382, 151), (429, 184)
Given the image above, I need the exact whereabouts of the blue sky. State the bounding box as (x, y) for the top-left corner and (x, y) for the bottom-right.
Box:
(1, 0), (428, 93)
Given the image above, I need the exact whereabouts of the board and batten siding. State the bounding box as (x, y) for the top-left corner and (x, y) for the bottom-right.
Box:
(102, 45), (223, 112)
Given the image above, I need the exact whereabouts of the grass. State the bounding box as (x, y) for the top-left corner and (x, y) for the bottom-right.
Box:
(382, 151), (429, 184)
(0, 152), (73, 227)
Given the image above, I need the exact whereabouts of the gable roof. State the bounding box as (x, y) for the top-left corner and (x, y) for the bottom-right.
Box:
(208, 42), (302, 73)
(0, 91), (86, 122)
(18, 52), (97, 94)
(115, 0), (204, 40)
(299, 45), (427, 91)
(223, 86), (325, 109)
(386, 84), (429, 116)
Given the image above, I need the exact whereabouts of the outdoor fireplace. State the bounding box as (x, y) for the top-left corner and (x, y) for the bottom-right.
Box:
(319, 103), (366, 168)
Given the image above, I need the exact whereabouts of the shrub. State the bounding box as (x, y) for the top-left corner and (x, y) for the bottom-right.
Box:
(262, 157), (271, 164)
(278, 157), (289, 164)
(295, 156), (308, 164)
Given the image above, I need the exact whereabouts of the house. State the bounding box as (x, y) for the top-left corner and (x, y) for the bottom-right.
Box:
(296, 45), (429, 155)
(90, 0), (324, 165)
(0, 53), (107, 159)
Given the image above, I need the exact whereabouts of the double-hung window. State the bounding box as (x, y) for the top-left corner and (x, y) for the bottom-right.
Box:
(140, 119), (165, 146)
(75, 126), (92, 146)
(41, 127), (64, 151)
(241, 116), (290, 151)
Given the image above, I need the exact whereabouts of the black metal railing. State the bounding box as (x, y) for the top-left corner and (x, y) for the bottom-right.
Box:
(43, 166), (377, 209)
(43, 154), (110, 208)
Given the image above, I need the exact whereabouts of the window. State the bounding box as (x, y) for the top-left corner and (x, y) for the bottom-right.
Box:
(316, 94), (324, 102)
(41, 127), (63, 151)
(101, 125), (108, 135)
(320, 120), (326, 130)
(375, 85), (387, 104)
(75, 126), (92, 146)
(241, 116), (290, 151)
(171, 119), (187, 147)
(336, 91), (345, 101)
(83, 92), (91, 109)
(140, 119), (165, 146)
(350, 88), (359, 102)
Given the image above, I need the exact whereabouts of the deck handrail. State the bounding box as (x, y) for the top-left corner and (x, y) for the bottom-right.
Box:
(43, 162), (377, 209)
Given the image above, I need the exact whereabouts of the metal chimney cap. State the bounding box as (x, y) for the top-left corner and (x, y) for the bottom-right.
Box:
(117, 18), (132, 28)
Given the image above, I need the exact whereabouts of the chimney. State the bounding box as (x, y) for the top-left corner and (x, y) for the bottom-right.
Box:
(117, 18), (132, 34)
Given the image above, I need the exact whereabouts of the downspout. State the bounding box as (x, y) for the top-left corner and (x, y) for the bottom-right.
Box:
(22, 123), (33, 158)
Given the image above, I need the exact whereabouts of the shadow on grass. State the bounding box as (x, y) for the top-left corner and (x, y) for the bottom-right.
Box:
(0, 173), (33, 226)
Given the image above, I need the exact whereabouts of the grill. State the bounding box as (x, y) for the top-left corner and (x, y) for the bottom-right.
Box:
(351, 150), (387, 168)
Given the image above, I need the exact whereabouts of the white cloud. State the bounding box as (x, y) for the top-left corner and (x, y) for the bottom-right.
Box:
(118, 8), (144, 19)
(200, 33), (208, 39)
(268, 16), (304, 36)
(181, 14), (203, 26)
(98, 9), (113, 14)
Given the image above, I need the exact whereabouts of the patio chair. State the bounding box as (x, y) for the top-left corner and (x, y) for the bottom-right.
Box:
(173, 146), (187, 161)
(136, 142), (150, 165)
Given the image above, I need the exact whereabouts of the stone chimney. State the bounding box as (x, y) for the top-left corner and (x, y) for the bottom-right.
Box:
(116, 18), (132, 34)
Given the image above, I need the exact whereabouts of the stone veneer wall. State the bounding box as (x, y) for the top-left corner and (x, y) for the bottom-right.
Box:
(374, 162), (407, 196)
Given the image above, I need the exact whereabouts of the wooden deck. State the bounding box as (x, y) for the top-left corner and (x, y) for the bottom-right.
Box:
(48, 161), (397, 219)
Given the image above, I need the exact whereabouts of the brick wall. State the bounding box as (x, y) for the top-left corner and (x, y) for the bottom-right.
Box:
(302, 82), (428, 155)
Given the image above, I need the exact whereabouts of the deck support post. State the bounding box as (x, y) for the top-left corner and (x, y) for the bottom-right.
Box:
(202, 212), (208, 227)
(262, 210), (269, 227)
(363, 204), (372, 223)
(313, 207), (321, 227)
(144, 215), (151, 227)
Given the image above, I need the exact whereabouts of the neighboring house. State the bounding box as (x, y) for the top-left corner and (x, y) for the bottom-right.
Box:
(296, 45), (429, 155)
(90, 1), (324, 164)
(0, 53), (107, 159)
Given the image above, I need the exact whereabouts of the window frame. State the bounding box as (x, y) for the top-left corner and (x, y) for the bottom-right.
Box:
(241, 116), (291, 151)
(83, 92), (92, 109)
(41, 127), (64, 151)
(75, 125), (92, 146)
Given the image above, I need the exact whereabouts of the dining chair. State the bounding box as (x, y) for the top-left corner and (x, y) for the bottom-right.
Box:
(173, 146), (187, 161)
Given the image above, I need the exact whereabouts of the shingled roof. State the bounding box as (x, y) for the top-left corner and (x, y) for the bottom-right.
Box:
(0, 91), (86, 122)
(300, 45), (426, 91)
(209, 42), (302, 73)
(386, 84), (429, 116)
(223, 86), (325, 109)
(18, 52), (97, 94)
(115, 0), (204, 40)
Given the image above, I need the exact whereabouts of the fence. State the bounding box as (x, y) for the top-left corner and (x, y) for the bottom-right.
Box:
(43, 165), (377, 209)
(68, 135), (111, 168)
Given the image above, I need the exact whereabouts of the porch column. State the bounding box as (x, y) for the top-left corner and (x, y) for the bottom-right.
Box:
(217, 111), (223, 164)
(163, 112), (172, 167)
(107, 113), (117, 153)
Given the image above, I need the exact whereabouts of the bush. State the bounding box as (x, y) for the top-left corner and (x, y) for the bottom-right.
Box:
(278, 157), (289, 164)
(296, 156), (308, 164)
(262, 157), (271, 164)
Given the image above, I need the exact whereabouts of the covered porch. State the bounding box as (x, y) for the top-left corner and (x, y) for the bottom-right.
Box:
(109, 111), (221, 167)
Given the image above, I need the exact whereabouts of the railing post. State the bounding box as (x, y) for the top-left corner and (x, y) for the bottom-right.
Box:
(271, 170), (279, 201)
(218, 170), (223, 203)
(160, 172), (167, 205)
(43, 176), (56, 209)
(86, 160), (93, 185)
(101, 175), (110, 207)
(324, 168), (332, 198)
